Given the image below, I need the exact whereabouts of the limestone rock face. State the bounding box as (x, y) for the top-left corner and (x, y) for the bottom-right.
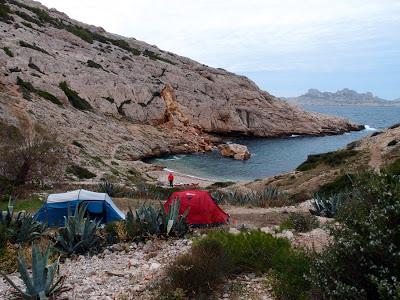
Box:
(0, 0), (362, 178)
(219, 143), (251, 160)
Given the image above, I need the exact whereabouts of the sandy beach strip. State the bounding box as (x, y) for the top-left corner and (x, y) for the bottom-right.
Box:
(147, 168), (216, 188)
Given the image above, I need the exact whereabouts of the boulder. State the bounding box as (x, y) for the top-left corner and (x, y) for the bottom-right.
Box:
(219, 143), (251, 160)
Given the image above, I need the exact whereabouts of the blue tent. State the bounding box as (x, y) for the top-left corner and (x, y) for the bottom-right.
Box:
(35, 189), (125, 226)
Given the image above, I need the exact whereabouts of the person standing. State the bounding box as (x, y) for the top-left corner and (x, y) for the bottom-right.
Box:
(168, 172), (174, 187)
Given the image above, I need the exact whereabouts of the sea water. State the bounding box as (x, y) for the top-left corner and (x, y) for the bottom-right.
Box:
(149, 106), (400, 181)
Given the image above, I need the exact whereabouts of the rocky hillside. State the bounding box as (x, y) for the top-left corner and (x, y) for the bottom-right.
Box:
(0, 0), (361, 179)
(286, 88), (400, 106)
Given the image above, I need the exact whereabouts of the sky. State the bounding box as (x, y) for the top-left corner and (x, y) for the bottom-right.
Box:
(40, 0), (400, 99)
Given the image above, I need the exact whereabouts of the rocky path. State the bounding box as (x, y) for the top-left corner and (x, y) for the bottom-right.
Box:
(0, 239), (192, 300)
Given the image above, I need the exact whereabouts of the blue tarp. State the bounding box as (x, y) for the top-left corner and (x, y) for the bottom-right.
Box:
(35, 189), (125, 227)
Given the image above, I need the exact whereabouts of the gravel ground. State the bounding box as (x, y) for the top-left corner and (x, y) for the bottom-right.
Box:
(0, 239), (192, 300)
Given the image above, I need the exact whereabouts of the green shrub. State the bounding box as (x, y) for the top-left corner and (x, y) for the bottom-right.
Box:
(14, 10), (42, 26)
(270, 249), (312, 300)
(66, 25), (93, 43)
(202, 230), (291, 273)
(3, 46), (13, 57)
(16, 76), (34, 100)
(296, 149), (358, 171)
(163, 239), (230, 297)
(316, 173), (354, 198)
(211, 186), (288, 207)
(72, 140), (84, 148)
(104, 221), (126, 244)
(19, 40), (50, 55)
(36, 90), (63, 106)
(143, 49), (174, 64)
(0, 3), (13, 23)
(280, 213), (319, 232)
(385, 157), (400, 175)
(309, 171), (400, 299)
(388, 139), (398, 147)
(87, 59), (103, 69)
(59, 81), (92, 110)
(66, 164), (96, 179)
(0, 224), (8, 251)
(165, 231), (313, 299)
(207, 181), (235, 189)
(102, 96), (115, 103)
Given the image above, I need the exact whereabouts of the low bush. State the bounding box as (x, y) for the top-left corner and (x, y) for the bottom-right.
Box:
(72, 140), (84, 148)
(385, 157), (400, 175)
(387, 139), (398, 147)
(296, 149), (358, 171)
(16, 76), (35, 100)
(14, 10), (41, 26)
(104, 221), (127, 244)
(270, 248), (312, 300)
(370, 131), (383, 137)
(0, 2), (13, 23)
(19, 40), (50, 55)
(207, 181), (235, 189)
(66, 164), (96, 179)
(280, 213), (319, 232)
(202, 230), (291, 273)
(3, 46), (13, 57)
(164, 230), (312, 299)
(36, 90), (63, 106)
(143, 49), (174, 64)
(87, 59), (103, 69)
(59, 81), (92, 110)
(16, 77), (62, 106)
(316, 173), (354, 198)
(309, 171), (400, 299)
(211, 186), (289, 207)
(67, 25), (94, 43)
(162, 239), (230, 297)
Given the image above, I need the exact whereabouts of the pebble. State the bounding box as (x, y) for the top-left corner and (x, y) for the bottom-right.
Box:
(0, 239), (191, 299)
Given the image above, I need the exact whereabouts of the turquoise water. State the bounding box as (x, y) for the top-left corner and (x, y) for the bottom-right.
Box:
(149, 106), (400, 181)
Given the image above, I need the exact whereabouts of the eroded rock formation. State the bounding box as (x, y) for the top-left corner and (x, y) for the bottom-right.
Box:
(0, 0), (362, 179)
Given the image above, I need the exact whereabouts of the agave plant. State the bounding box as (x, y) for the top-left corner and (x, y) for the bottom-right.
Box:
(135, 204), (162, 236)
(310, 193), (345, 218)
(125, 207), (139, 239)
(0, 244), (65, 300)
(161, 199), (189, 236)
(0, 196), (16, 226)
(55, 205), (100, 255)
(10, 212), (46, 245)
(98, 179), (115, 196)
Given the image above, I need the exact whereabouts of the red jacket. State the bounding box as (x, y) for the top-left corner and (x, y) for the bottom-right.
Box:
(168, 173), (174, 181)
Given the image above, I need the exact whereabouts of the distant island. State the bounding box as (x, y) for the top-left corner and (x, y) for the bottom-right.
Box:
(285, 88), (400, 106)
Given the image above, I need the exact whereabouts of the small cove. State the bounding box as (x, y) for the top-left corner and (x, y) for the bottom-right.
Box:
(149, 105), (400, 181)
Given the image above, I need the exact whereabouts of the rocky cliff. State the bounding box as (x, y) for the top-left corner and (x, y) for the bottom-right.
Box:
(0, 0), (361, 179)
(286, 88), (400, 106)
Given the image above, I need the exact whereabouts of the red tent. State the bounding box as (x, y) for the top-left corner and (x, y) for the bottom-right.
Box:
(164, 190), (229, 226)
